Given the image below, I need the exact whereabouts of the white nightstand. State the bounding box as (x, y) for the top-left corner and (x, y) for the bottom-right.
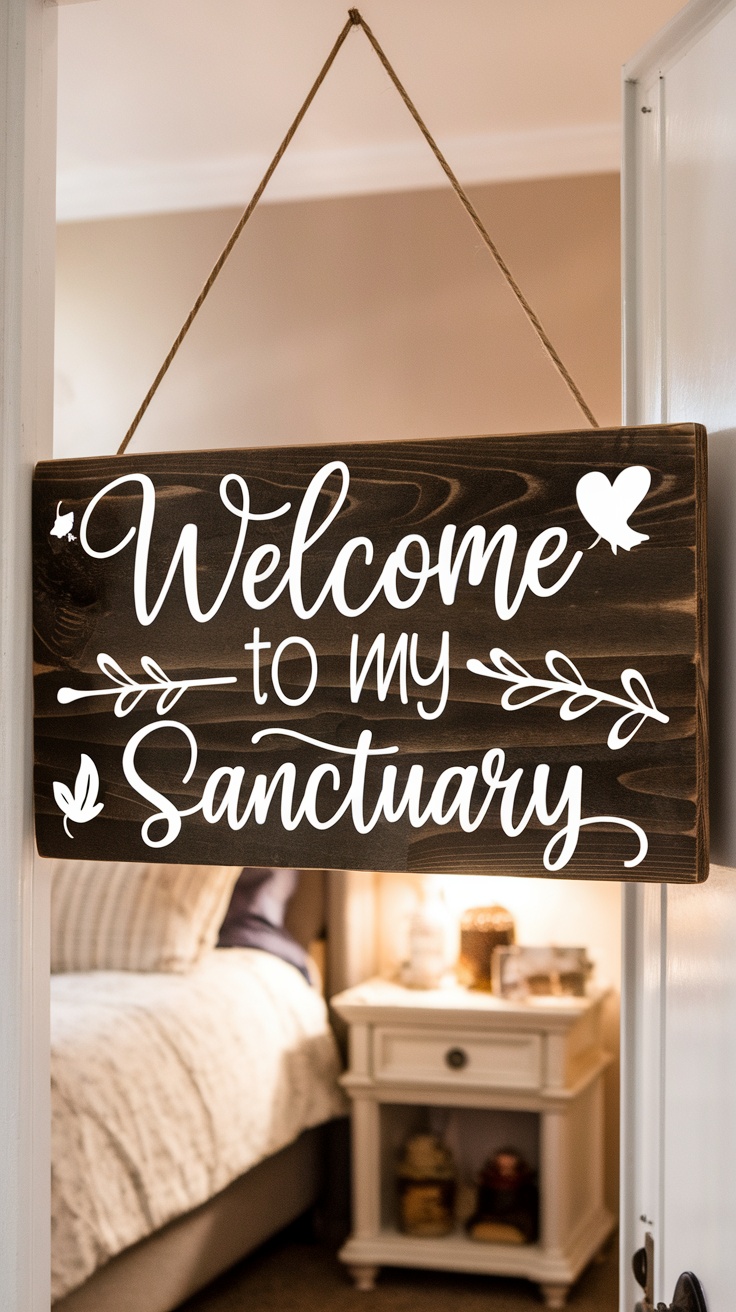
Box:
(330, 977), (614, 1310)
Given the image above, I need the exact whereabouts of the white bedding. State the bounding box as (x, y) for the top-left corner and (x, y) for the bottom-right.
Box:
(51, 948), (345, 1303)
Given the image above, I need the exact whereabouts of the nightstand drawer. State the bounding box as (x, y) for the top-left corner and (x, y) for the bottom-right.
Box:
(373, 1026), (542, 1089)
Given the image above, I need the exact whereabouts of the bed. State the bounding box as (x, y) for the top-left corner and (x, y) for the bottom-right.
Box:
(49, 864), (363, 1312)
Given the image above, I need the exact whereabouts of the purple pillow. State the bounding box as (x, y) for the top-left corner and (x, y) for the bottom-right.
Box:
(217, 868), (311, 983)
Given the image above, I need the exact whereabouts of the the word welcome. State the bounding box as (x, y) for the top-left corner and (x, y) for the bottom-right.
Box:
(80, 462), (583, 626)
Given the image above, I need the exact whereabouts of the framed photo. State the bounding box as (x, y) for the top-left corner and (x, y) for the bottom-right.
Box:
(492, 945), (593, 1000)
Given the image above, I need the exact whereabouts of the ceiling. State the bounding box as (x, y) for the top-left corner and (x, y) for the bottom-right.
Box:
(57, 0), (684, 221)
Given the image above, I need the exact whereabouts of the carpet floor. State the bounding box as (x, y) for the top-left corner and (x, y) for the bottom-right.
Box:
(178, 1221), (618, 1312)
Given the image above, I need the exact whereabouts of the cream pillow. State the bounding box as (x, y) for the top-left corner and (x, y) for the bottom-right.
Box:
(50, 860), (242, 973)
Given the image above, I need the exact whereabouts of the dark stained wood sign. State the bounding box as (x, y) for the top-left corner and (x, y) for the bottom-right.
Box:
(32, 425), (708, 881)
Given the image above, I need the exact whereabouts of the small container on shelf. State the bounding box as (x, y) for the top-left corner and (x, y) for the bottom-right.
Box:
(466, 1148), (538, 1245)
(457, 904), (515, 991)
(396, 1133), (457, 1237)
(400, 880), (448, 989)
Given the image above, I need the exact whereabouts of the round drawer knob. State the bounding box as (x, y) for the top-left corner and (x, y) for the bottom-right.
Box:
(445, 1046), (468, 1071)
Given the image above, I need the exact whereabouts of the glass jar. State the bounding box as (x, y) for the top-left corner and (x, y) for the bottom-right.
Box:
(466, 1148), (538, 1244)
(457, 904), (515, 991)
(401, 881), (447, 989)
(396, 1133), (456, 1236)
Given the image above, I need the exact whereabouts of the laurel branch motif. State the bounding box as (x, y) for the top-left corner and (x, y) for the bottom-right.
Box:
(466, 648), (669, 750)
(57, 654), (237, 718)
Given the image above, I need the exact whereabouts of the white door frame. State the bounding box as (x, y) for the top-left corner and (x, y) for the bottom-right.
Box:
(0, 1), (57, 1307)
(620, 2), (735, 1307)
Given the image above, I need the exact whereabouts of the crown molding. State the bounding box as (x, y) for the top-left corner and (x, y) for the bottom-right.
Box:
(57, 121), (620, 222)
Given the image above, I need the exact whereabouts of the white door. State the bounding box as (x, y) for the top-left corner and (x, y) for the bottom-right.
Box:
(622, 3), (736, 1309)
(0, 2), (56, 1309)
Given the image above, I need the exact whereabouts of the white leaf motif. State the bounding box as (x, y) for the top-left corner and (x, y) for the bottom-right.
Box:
(139, 656), (170, 683)
(53, 753), (104, 837)
(97, 653), (137, 686)
(467, 646), (670, 749)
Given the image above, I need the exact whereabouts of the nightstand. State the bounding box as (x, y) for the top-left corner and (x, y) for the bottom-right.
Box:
(330, 977), (614, 1310)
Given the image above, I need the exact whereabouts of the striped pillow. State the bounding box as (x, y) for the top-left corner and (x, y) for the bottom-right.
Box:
(50, 861), (242, 973)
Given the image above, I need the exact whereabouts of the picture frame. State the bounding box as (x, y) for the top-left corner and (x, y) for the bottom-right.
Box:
(492, 945), (593, 1000)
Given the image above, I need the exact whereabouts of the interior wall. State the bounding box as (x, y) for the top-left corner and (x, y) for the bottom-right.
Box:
(54, 172), (621, 456)
(54, 169), (622, 1213)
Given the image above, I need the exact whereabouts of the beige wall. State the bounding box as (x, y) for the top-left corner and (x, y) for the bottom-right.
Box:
(55, 172), (621, 457)
(55, 171), (622, 1209)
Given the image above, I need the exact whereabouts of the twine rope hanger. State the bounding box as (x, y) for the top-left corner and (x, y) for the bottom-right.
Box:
(116, 8), (598, 456)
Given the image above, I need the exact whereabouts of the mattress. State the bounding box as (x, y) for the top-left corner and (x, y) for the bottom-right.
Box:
(51, 948), (346, 1302)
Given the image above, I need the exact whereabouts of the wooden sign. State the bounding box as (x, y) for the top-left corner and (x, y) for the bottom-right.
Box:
(32, 425), (708, 881)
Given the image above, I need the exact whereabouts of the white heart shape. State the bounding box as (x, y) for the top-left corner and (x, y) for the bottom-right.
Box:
(575, 465), (651, 555)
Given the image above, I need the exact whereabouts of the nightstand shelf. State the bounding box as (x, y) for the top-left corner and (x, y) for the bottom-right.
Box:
(331, 978), (615, 1310)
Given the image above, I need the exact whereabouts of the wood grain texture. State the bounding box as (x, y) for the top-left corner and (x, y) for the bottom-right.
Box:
(32, 425), (708, 881)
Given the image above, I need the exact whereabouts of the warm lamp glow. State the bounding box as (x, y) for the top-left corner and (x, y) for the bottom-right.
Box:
(374, 871), (621, 992)
(421, 874), (619, 989)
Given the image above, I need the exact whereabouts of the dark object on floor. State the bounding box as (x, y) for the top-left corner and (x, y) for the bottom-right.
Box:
(313, 1117), (352, 1248)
